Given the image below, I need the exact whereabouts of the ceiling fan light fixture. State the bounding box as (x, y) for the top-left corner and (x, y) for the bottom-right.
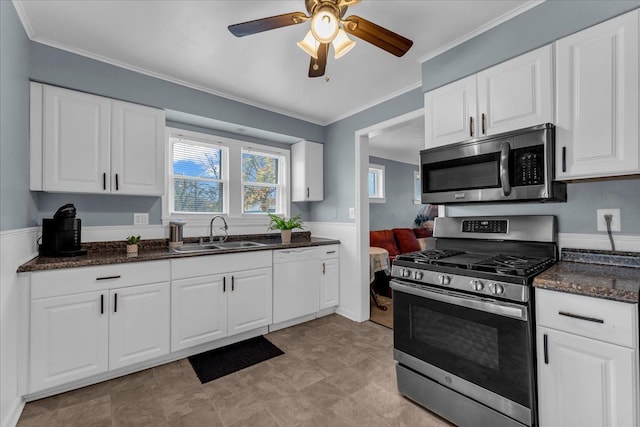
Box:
(297, 30), (319, 58)
(310, 6), (339, 43)
(332, 28), (356, 59)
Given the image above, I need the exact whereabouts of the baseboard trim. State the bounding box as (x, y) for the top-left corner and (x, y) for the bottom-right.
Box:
(2, 398), (24, 427)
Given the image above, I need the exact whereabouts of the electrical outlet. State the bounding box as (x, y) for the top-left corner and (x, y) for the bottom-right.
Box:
(348, 207), (356, 219)
(596, 209), (621, 232)
(133, 213), (149, 225)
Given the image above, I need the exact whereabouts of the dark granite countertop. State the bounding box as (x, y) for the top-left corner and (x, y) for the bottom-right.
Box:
(17, 232), (340, 273)
(533, 248), (640, 304)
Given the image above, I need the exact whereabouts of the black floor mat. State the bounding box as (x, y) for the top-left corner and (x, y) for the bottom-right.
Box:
(188, 336), (284, 384)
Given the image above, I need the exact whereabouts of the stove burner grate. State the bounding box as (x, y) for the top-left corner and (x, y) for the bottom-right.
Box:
(397, 249), (464, 263)
(472, 255), (555, 276)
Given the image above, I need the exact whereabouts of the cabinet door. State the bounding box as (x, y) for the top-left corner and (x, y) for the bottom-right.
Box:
(42, 85), (111, 193)
(424, 75), (477, 149)
(109, 282), (170, 370)
(537, 327), (637, 427)
(291, 141), (323, 201)
(227, 268), (272, 336)
(171, 275), (227, 352)
(556, 10), (639, 179)
(111, 101), (165, 195)
(30, 291), (108, 392)
(477, 45), (553, 136)
(319, 258), (339, 309)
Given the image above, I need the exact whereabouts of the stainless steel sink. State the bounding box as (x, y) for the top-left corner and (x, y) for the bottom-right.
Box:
(212, 241), (266, 249)
(170, 241), (266, 253)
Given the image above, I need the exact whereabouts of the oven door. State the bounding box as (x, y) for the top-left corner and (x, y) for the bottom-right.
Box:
(391, 279), (535, 426)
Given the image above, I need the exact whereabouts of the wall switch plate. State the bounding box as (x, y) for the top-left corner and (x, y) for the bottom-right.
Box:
(596, 209), (621, 232)
(348, 207), (356, 219)
(133, 213), (149, 225)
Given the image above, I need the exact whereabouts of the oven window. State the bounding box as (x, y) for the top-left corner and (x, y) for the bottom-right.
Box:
(394, 290), (533, 408)
(423, 153), (499, 193)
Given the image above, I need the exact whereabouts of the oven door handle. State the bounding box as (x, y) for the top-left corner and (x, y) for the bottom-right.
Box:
(390, 279), (527, 321)
(500, 141), (511, 196)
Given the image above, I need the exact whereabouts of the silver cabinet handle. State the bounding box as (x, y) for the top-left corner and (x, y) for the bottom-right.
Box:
(500, 141), (511, 196)
(469, 117), (474, 137)
(558, 311), (604, 324)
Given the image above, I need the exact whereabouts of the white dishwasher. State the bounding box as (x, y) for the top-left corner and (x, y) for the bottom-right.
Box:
(272, 247), (320, 324)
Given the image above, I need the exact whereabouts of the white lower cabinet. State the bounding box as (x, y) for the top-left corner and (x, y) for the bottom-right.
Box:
(171, 274), (227, 351)
(536, 289), (639, 427)
(170, 252), (272, 352)
(320, 249), (340, 310)
(108, 283), (170, 370)
(29, 261), (170, 393)
(30, 291), (109, 392)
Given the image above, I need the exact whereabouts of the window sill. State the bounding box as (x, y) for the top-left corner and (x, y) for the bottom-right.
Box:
(369, 198), (386, 204)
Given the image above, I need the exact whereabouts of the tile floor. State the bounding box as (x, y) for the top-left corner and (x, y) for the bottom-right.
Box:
(17, 315), (454, 427)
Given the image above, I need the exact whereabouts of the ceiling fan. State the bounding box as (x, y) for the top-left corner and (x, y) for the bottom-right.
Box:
(228, 0), (413, 78)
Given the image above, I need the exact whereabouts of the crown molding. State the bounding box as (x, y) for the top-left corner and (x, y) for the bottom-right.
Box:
(418, 0), (545, 64)
(11, 0), (35, 39)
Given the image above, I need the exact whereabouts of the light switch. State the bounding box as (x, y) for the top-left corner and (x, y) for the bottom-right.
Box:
(133, 213), (149, 225)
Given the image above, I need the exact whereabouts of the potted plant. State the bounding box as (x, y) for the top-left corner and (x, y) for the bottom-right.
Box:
(126, 235), (141, 255)
(267, 213), (303, 244)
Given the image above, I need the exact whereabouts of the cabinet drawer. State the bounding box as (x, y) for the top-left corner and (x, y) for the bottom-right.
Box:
(171, 251), (271, 279)
(319, 245), (339, 260)
(536, 288), (638, 348)
(31, 261), (170, 299)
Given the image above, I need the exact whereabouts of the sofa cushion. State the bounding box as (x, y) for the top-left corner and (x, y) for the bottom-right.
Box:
(413, 227), (432, 238)
(393, 228), (421, 253)
(369, 230), (400, 258)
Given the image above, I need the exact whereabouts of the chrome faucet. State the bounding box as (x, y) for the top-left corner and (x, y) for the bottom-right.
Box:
(209, 215), (228, 242)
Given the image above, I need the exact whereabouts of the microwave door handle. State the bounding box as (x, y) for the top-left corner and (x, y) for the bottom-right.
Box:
(500, 142), (511, 196)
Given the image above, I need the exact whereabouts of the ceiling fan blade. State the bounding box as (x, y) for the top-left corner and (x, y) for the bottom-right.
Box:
(342, 15), (413, 57)
(228, 12), (308, 37)
(338, 0), (361, 7)
(308, 43), (330, 78)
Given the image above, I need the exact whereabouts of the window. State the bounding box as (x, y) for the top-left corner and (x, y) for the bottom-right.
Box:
(413, 171), (421, 204)
(164, 128), (290, 225)
(369, 164), (385, 203)
(170, 138), (228, 214)
(242, 149), (285, 214)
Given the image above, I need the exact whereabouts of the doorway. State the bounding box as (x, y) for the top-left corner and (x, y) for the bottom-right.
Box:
(354, 108), (424, 325)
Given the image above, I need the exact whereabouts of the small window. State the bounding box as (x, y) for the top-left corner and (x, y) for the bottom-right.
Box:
(369, 164), (385, 203)
(413, 171), (421, 205)
(170, 138), (227, 214)
(242, 149), (285, 214)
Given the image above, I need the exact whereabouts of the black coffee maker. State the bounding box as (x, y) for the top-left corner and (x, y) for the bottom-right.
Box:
(39, 204), (87, 257)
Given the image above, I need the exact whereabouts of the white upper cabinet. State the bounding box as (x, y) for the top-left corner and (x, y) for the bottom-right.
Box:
(477, 45), (553, 136)
(291, 140), (323, 201)
(424, 45), (553, 149)
(41, 85), (112, 193)
(555, 10), (639, 180)
(111, 101), (165, 195)
(31, 83), (165, 196)
(424, 76), (477, 148)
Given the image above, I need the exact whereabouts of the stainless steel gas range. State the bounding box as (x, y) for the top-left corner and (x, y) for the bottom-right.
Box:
(391, 215), (558, 427)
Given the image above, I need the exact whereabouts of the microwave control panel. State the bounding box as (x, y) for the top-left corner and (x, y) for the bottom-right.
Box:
(512, 146), (544, 186)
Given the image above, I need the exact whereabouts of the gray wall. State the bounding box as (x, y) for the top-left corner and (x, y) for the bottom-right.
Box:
(448, 179), (640, 235)
(314, 88), (424, 223)
(28, 43), (325, 226)
(0, 2), (37, 231)
(368, 156), (419, 231)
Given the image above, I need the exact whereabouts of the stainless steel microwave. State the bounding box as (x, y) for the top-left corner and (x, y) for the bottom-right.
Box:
(420, 124), (566, 204)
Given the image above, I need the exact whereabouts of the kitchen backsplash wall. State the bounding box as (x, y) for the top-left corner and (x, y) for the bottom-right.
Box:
(447, 178), (640, 235)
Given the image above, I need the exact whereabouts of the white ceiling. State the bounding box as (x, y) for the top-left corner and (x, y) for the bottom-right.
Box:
(15, 0), (534, 127)
(369, 115), (424, 165)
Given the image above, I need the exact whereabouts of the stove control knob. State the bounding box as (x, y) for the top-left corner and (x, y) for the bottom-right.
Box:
(439, 275), (451, 286)
(470, 280), (484, 291)
(414, 271), (424, 280)
(489, 283), (505, 295)
(401, 269), (411, 278)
